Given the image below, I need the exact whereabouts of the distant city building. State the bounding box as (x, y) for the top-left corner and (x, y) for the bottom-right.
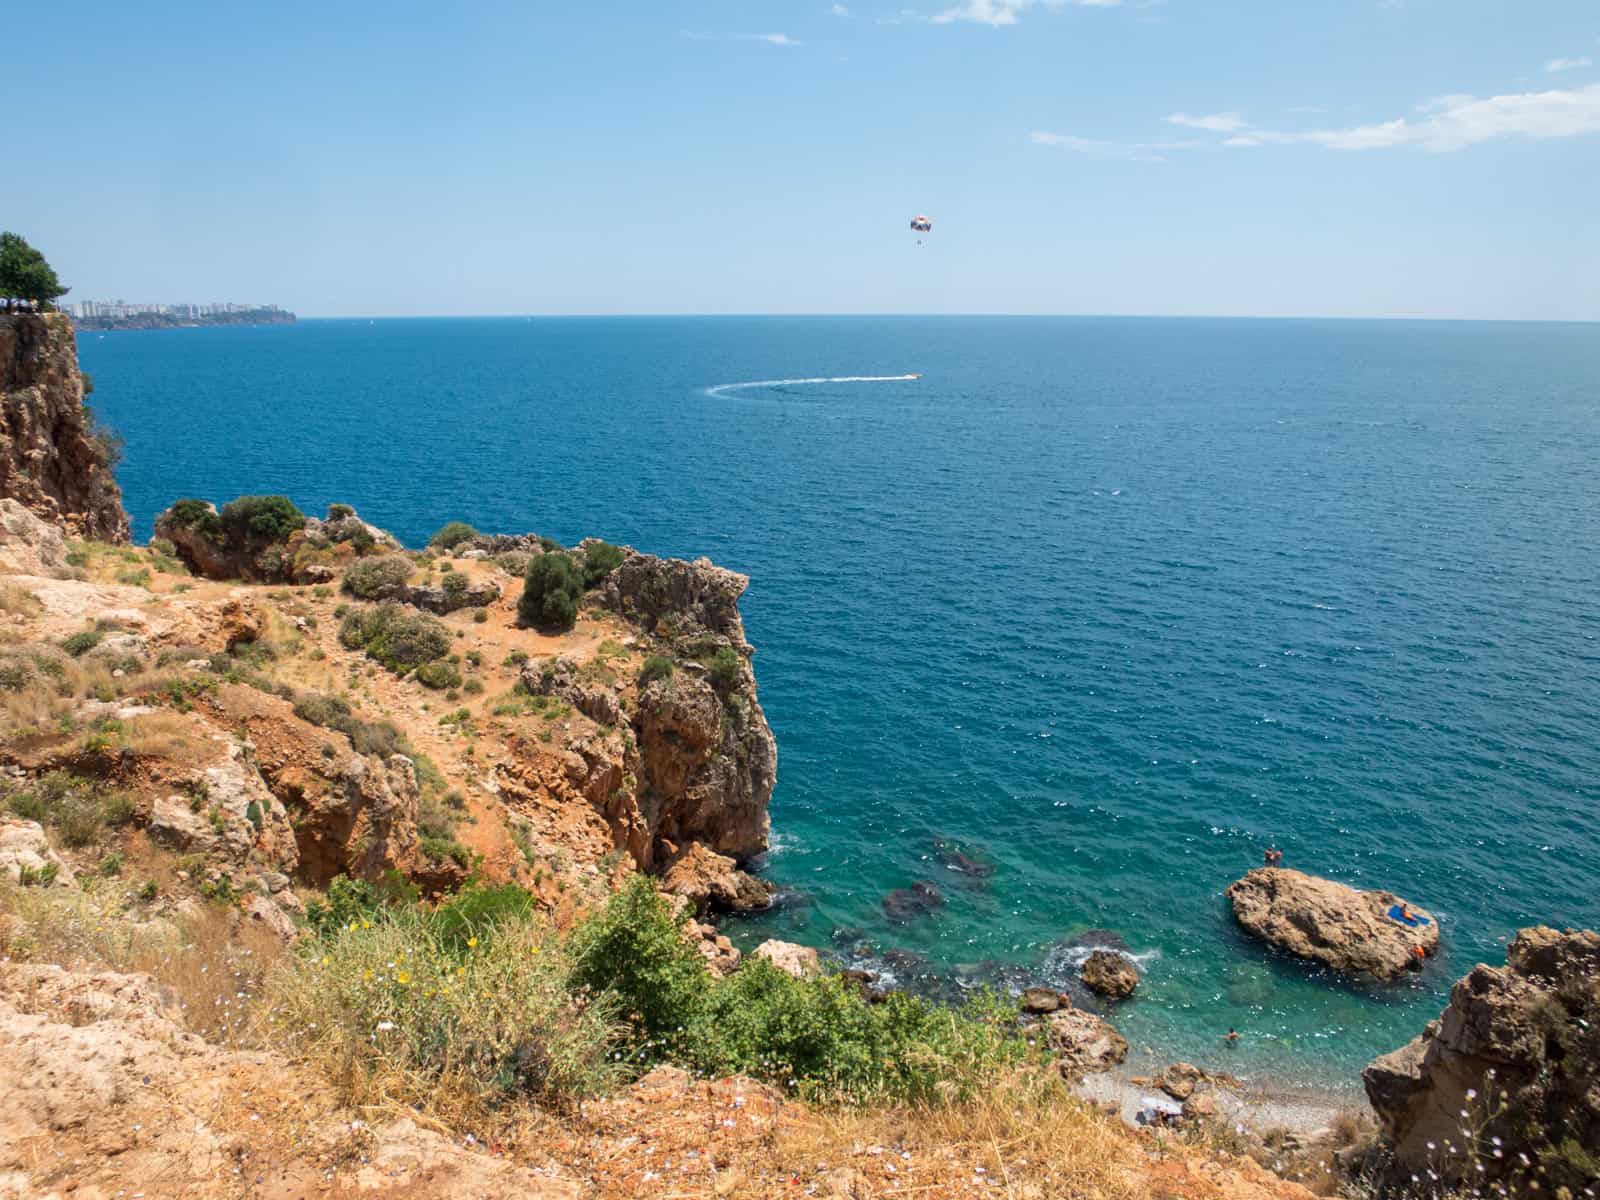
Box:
(62, 300), (286, 319)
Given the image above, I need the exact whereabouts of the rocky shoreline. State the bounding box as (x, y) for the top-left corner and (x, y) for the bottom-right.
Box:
(1, 307), (1595, 1198)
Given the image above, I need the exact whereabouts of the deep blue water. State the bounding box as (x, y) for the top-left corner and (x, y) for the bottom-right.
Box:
(81, 316), (1600, 1093)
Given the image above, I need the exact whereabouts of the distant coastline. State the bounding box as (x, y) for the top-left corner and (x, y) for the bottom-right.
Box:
(72, 306), (296, 332)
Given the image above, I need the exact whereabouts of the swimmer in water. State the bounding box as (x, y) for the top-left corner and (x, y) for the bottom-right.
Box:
(1224, 1028), (1241, 1045)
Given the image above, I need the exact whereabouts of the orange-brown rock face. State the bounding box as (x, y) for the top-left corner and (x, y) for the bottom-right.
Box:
(1363, 926), (1600, 1194)
(0, 314), (128, 542)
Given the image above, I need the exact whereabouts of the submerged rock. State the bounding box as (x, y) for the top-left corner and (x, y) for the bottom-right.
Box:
(1225, 867), (1439, 980)
(881, 879), (945, 923)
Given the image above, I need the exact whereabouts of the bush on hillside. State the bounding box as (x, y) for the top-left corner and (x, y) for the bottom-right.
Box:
(219, 495), (305, 548)
(415, 659), (462, 690)
(338, 604), (451, 674)
(638, 655), (674, 685)
(568, 876), (1037, 1104)
(707, 647), (742, 691)
(518, 553), (582, 632)
(429, 521), (479, 550)
(164, 498), (223, 542)
(342, 554), (412, 599)
(581, 541), (627, 588)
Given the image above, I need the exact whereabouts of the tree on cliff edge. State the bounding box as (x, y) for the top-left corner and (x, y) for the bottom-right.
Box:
(0, 232), (69, 308)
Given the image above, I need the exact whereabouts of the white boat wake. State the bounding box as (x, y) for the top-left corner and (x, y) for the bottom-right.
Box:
(706, 374), (920, 397)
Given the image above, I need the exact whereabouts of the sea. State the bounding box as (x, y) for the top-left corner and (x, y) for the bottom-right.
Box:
(79, 315), (1600, 1095)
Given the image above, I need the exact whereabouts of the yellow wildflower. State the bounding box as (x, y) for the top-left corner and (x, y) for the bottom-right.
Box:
(396, 971), (411, 985)
(467, 937), (478, 948)
(361, 920), (372, 930)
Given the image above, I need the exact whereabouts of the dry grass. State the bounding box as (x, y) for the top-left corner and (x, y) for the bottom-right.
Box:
(120, 708), (210, 759)
(0, 584), (42, 616)
(0, 879), (285, 1047)
(753, 1073), (1145, 1200)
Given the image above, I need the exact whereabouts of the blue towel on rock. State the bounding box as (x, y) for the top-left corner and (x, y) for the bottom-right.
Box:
(1388, 904), (1430, 927)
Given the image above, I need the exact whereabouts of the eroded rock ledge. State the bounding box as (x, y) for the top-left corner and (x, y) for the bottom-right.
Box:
(1363, 927), (1599, 1194)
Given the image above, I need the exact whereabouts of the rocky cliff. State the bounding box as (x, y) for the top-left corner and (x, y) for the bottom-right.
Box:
(0, 313), (128, 542)
(1364, 927), (1600, 1193)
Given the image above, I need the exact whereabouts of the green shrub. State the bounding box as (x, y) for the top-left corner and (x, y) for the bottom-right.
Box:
(581, 541), (627, 588)
(429, 521), (479, 550)
(0, 660), (29, 691)
(293, 692), (353, 728)
(149, 537), (177, 557)
(342, 555), (412, 599)
(431, 883), (536, 952)
(518, 553), (582, 632)
(568, 876), (1035, 1105)
(115, 567), (151, 588)
(707, 647), (742, 690)
(569, 875), (709, 1045)
(472, 608), (488, 624)
(219, 495), (305, 548)
(462, 677), (484, 695)
(164, 498), (223, 541)
(415, 660), (463, 690)
(339, 604), (451, 673)
(638, 655), (674, 685)
(137, 880), (158, 902)
(62, 630), (103, 656)
(493, 551), (531, 577)
(326, 503), (356, 521)
(441, 571), (470, 601)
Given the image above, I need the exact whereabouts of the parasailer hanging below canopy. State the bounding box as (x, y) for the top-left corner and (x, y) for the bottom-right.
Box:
(910, 215), (933, 245)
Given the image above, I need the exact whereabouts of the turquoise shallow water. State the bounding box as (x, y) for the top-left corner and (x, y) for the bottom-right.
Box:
(80, 316), (1600, 1093)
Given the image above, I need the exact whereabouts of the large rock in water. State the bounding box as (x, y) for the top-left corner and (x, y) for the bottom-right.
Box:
(1225, 867), (1439, 980)
(0, 314), (129, 542)
(1363, 927), (1600, 1195)
(1082, 950), (1139, 998)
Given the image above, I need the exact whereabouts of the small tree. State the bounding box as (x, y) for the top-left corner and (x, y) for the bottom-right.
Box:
(518, 552), (582, 632)
(0, 233), (69, 308)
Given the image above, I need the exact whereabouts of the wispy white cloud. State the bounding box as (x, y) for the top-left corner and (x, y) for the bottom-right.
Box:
(1038, 83), (1600, 159)
(684, 30), (804, 46)
(1029, 130), (1199, 162)
(830, 3), (851, 15)
(1545, 56), (1592, 73)
(1165, 111), (1247, 132)
(932, 0), (1121, 28)
(1236, 84), (1600, 151)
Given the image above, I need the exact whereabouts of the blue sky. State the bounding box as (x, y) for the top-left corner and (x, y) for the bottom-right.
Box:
(9, 1), (1598, 319)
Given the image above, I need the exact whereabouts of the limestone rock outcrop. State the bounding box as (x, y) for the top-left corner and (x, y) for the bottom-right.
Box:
(511, 553), (777, 878)
(0, 498), (67, 574)
(660, 841), (774, 914)
(1225, 867), (1439, 980)
(1041, 1006), (1130, 1078)
(0, 819), (75, 886)
(752, 939), (822, 979)
(1363, 926), (1600, 1194)
(0, 314), (128, 542)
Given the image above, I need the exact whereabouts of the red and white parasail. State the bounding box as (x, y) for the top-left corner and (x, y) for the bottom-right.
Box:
(909, 215), (933, 233)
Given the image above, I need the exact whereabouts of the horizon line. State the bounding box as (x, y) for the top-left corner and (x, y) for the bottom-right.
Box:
(281, 312), (1600, 325)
